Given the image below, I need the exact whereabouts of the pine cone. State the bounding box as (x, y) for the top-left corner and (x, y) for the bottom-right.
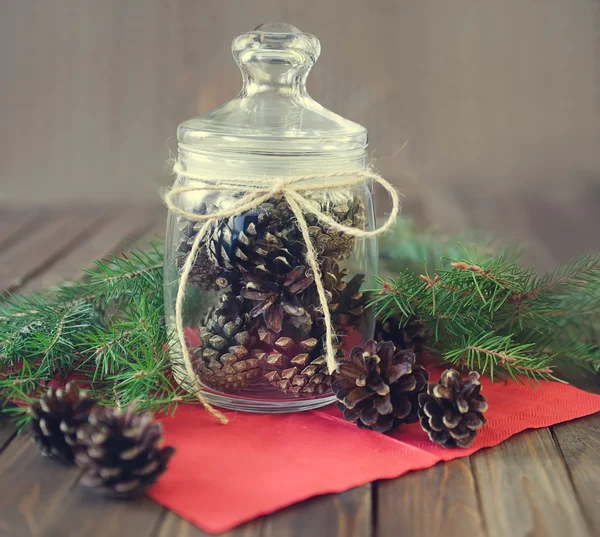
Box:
(241, 263), (315, 334)
(206, 199), (305, 274)
(257, 325), (336, 397)
(192, 291), (261, 393)
(333, 341), (429, 433)
(306, 193), (366, 260)
(321, 258), (367, 331)
(418, 369), (488, 448)
(29, 383), (97, 463)
(375, 316), (427, 358)
(205, 195), (366, 273)
(176, 204), (231, 291)
(75, 405), (175, 498)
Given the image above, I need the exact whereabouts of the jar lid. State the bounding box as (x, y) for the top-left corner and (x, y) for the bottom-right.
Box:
(177, 23), (367, 156)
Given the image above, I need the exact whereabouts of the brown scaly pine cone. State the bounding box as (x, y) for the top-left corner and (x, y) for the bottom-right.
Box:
(205, 199), (306, 274)
(375, 316), (427, 359)
(75, 405), (175, 499)
(175, 203), (231, 291)
(320, 258), (367, 332)
(256, 324), (340, 397)
(418, 369), (489, 448)
(29, 382), (97, 463)
(207, 199), (314, 334)
(205, 195), (366, 274)
(306, 193), (366, 260)
(241, 263), (315, 335)
(332, 340), (429, 433)
(192, 291), (262, 393)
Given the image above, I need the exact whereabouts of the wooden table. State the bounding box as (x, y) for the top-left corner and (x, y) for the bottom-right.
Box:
(0, 198), (598, 537)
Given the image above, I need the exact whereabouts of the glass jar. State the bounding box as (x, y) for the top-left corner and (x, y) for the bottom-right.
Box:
(164, 23), (378, 413)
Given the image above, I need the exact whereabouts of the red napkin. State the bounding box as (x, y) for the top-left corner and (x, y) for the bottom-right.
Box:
(148, 376), (600, 534)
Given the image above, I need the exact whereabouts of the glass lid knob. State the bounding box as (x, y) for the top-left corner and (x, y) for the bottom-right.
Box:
(232, 22), (321, 96)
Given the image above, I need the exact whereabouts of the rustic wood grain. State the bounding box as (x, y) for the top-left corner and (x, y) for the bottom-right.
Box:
(0, 208), (108, 291)
(0, 210), (44, 252)
(0, 201), (598, 537)
(24, 207), (158, 290)
(0, 433), (81, 537)
(376, 458), (487, 537)
(0, 208), (168, 535)
(35, 482), (164, 537)
(0, 416), (17, 455)
(551, 414), (600, 536)
(471, 428), (592, 537)
(156, 485), (373, 537)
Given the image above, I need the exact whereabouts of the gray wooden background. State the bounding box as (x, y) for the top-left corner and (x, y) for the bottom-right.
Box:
(0, 0), (599, 264)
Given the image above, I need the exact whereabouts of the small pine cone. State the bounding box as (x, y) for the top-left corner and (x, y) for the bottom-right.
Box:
(75, 405), (175, 498)
(333, 341), (429, 433)
(241, 263), (315, 335)
(257, 325), (335, 397)
(29, 383), (97, 463)
(375, 316), (427, 358)
(192, 292), (261, 393)
(205, 199), (306, 274)
(176, 203), (230, 291)
(320, 258), (367, 331)
(418, 369), (489, 448)
(306, 194), (366, 260)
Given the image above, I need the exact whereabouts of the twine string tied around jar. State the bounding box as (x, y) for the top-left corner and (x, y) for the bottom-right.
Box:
(164, 162), (402, 424)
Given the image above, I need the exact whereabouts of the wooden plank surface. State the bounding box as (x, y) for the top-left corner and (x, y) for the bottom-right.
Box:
(551, 414), (600, 535)
(470, 429), (591, 537)
(0, 206), (168, 536)
(0, 208), (108, 291)
(0, 202), (598, 537)
(377, 458), (488, 537)
(157, 485), (372, 537)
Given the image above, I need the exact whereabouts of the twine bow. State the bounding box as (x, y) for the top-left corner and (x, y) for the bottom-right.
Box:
(164, 161), (401, 424)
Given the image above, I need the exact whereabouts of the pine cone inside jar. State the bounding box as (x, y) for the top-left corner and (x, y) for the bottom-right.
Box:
(241, 263), (315, 335)
(29, 382), (97, 463)
(206, 199), (305, 274)
(257, 324), (337, 397)
(175, 203), (231, 291)
(75, 405), (175, 498)
(375, 316), (427, 359)
(306, 193), (366, 260)
(320, 258), (367, 331)
(333, 341), (429, 433)
(192, 291), (261, 393)
(418, 369), (489, 448)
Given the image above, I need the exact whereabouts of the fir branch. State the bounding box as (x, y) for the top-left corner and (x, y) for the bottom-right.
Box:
(372, 245), (600, 383)
(443, 333), (556, 383)
(60, 242), (164, 305)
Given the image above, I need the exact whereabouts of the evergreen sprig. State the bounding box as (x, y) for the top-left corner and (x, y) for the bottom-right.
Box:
(372, 239), (600, 384)
(0, 242), (197, 427)
(1, 219), (598, 428)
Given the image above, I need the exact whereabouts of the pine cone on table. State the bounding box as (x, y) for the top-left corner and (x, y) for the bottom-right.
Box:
(29, 383), (97, 463)
(192, 291), (261, 393)
(375, 316), (427, 358)
(257, 325), (336, 397)
(418, 369), (489, 448)
(75, 405), (175, 498)
(333, 341), (429, 433)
